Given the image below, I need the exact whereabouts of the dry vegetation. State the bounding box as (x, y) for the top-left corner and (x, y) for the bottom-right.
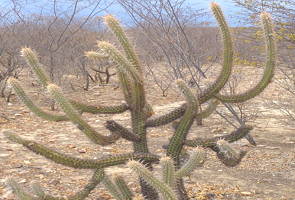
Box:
(0, 0), (295, 200)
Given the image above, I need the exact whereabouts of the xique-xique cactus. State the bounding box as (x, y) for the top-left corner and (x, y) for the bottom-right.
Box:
(3, 2), (275, 200)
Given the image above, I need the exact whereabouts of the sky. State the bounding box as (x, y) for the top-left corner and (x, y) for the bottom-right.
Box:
(0, 0), (244, 26)
(106, 0), (243, 26)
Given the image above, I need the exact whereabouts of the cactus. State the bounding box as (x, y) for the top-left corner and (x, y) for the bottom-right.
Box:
(4, 2), (275, 200)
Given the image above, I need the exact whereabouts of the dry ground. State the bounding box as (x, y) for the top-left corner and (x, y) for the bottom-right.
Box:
(0, 66), (294, 200)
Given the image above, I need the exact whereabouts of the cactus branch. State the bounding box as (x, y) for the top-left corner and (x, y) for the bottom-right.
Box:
(175, 148), (206, 178)
(47, 84), (120, 145)
(21, 47), (51, 87)
(215, 12), (276, 103)
(97, 41), (142, 84)
(105, 120), (141, 142)
(104, 15), (142, 75)
(4, 131), (159, 169)
(146, 99), (219, 128)
(102, 174), (125, 200)
(127, 160), (178, 200)
(113, 174), (134, 200)
(167, 80), (199, 160)
(199, 2), (233, 103)
(70, 100), (129, 114)
(215, 140), (247, 167)
(160, 157), (176, 188)
(31, 169), (104, 200)
(6, 179), (36, 200)
(185, 125), (253, 148)
(8, 78), (68, 122)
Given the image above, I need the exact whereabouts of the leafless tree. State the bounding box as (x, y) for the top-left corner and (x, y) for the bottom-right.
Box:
(117, 0), (220, 90)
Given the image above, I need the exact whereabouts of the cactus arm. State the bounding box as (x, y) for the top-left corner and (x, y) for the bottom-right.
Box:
(145, 104), (186, 128)
(105, 120), (141, 142)
(160, 157), (176, 188)
(47, 84), (120, 145)
(103, 15), (146, 112)
(31, 169), (104, 200)
(127, 160), (178, 200)
(97, 41), (142, 84)
(199, 2), (233, 103)
(8, 78), (68, 122)
(175, 148), (206, 178)
(102, 175), (125, 200)
(113, 175), (134, 200)
(4, 131), (159, 169)
(145, 99), (219, 128)
(68, 169), (105, 200)
(21, 48), (51, 87)
(215, 12), (276, 103)
(184, 125), (253, 148)
(167, 80), (199, 160)
(69, 100), (129, 114)
(104, 15), (142, 75)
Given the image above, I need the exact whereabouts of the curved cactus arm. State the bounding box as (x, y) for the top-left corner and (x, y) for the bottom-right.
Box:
(185, 125), (253, 148)
(4, 131), (159, 169)
(215, 140), (247, 167)
(145, 104), (186, 128)
(102, 174), (125, 200)
(160, 157), (176, 188)
(47, 84), (120, 145)
(6, 178), (36, 200)
(105, 120), (141, 142)
(31, 169), (104, 200)
(215, 12), (276, 103)
(175, 148), (206, 179)
(199, 2), (233, 103)
(8, 78), (68, 122)
(21, 48), (51, 87)
(146, 99), (219, 128)
(127, 160), (178, 200)
(97, 41), (142, 84)
(69, 100), (129, 114)
(113, 174), (134, 200)
(167, 80), (199, 160)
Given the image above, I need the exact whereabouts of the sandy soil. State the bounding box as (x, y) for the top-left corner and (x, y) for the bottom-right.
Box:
(0, 66), (294, 200)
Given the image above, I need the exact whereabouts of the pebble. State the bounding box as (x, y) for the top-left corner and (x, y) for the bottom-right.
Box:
(241, 191), (252, 196)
